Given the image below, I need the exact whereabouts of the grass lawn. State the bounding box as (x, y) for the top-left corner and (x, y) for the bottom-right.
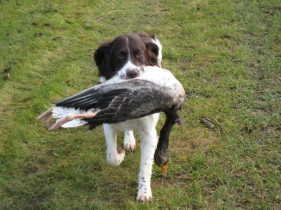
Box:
(0, 0), (280, 209)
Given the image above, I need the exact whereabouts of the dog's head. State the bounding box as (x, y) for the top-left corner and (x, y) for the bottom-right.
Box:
(94, 33), (162, 81)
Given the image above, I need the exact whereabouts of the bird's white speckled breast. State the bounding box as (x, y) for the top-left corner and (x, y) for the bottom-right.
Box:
(137, 66), (186, 105)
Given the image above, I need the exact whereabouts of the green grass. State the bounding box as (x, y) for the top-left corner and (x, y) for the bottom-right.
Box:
(0, 0), (280, 209)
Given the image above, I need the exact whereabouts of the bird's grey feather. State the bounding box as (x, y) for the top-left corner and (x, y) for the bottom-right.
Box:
(53, 79), (174, 130)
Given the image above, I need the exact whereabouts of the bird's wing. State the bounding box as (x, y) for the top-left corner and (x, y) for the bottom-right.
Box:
(53, 79), (174, 130)
(86, 85), (173, 129)
(53, 80), (150, 110)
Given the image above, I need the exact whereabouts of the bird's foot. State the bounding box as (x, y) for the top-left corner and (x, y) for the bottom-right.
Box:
(107, 147), (125, 166)
(136, 186), (152, 202)
(124, 131), (136, 152)
(47, 111), (96, 131)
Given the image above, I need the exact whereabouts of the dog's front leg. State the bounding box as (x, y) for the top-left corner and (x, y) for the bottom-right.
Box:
(103, 123), (125, 166)
(136, 128), (158, 202)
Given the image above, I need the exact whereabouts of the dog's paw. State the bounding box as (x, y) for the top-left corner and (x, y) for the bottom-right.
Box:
(136, 186), (152, 202)
(117, 146), (125, 155)
(124, 131), (136, 152)
(124, 142), (136, 152)
(136, 192), (152, 202)
(107, 147), (125, 166)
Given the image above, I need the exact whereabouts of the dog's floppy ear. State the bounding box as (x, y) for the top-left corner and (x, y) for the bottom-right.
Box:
(94, 41), (114, 79)
(137, 33), (161, 66)
(146, 41), (159, 66)
(94, 41), (111, 66)
(146, 42), (159, 57)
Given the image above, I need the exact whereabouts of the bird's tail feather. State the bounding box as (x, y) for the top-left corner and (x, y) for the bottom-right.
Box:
(51, 107), (88, 128)
(37, 107), (96, 131)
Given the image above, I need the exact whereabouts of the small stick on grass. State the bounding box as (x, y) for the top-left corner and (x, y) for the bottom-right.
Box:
(200, 117), (215, 129)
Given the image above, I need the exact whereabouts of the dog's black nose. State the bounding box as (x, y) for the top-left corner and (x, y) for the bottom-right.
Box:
(126, 69), (139, 78)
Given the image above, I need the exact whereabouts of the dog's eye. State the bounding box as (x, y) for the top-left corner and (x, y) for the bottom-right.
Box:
(117, 51), (127, 59)
(135, 50), (144, 58)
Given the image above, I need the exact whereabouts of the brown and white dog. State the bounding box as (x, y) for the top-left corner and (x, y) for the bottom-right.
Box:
(93, 33), (162, 201)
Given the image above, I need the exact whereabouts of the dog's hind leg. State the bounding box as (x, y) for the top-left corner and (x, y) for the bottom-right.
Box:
(124, 130), (136, 151)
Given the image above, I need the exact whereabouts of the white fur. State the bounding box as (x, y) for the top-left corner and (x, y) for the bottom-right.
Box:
(103, 113), (159, 201)
(117, 60), (143, 79)
(103, 123), (126, 166)
(123, 130), (136, 151)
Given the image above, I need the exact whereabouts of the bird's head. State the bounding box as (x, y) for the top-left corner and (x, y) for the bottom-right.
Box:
(154, 148), (169, 176)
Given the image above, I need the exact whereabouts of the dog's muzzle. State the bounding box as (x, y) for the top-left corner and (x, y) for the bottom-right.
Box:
(126, 67), (144, 79)
(126, 69), (140, 78)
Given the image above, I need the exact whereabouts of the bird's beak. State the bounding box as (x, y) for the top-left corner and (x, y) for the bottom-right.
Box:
(161, 164), (168, 176)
